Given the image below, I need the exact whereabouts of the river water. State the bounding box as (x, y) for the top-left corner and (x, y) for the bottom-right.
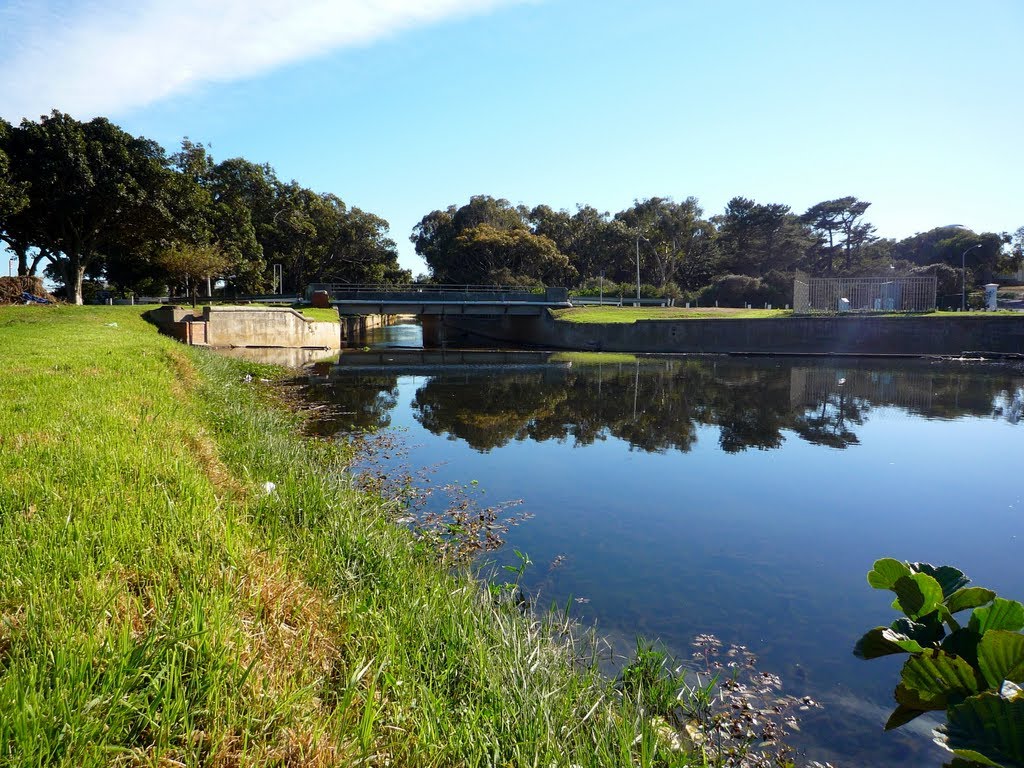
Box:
(290, 322), (1024, 766)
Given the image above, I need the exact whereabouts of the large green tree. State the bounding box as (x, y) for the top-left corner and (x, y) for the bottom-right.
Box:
(204, 156), (276, 293)
(264, 186), (407, 288)
(0, 117), (36, 276)
(800, 196), (876, 274)
(1011, 226), (1024, 270)
(4, 112), (175, 303)
(0, 119), (26, 226)
(713, 197), (812, 276)
(615, 197), (720, 291)
(527, 205), (631, 287)
(894, 226), (1012, 284)
(451, 224), (572, 285)
(413, 195), (570, 285)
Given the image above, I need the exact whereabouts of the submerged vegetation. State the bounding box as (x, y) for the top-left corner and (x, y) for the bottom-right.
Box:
(0, 305), (817, 766)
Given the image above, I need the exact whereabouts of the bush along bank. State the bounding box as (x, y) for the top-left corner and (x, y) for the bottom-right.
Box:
(1, 305), (794, 767)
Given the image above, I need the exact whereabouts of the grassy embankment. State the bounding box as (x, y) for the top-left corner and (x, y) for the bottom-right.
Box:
(0, 306), (700, 767)
(552, 306), (791, 323)
(554, 306), (1023, 323)
(291, 305), (340, 323)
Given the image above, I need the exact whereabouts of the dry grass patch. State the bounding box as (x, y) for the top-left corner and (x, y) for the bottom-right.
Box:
(183, 430), (247, 500)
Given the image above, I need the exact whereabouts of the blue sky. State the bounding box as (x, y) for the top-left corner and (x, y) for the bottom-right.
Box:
(2, 0), (1021, 274)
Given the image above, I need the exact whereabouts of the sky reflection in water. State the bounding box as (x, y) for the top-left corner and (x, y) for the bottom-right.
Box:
(298, 339), (1024, 767)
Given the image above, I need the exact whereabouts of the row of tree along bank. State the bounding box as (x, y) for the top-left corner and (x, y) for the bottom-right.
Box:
(2, 111), (1022, 306)
(413, 196), (1024, 308)
(0, 112), (410, 304)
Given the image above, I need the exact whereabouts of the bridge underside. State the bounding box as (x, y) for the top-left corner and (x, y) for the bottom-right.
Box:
(324, 287), (570, 347)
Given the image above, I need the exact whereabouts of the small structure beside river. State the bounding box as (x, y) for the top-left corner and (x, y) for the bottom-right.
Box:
(146, 305), (342, 349)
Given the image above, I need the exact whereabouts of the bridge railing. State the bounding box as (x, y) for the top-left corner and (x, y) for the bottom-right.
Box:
(308, 284), (570, 306)
(307, 283), (532, 298)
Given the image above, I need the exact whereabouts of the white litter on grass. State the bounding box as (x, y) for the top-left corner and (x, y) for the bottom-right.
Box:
(105, 322), (118, 328)
(262, 481), (277, 494)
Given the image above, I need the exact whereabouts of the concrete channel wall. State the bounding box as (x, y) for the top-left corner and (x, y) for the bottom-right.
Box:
(436, 313), (1024, 355)
(146, 306), (342, 349)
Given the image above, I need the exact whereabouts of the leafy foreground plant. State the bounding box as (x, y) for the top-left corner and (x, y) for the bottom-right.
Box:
(855, 559), (1024, 767)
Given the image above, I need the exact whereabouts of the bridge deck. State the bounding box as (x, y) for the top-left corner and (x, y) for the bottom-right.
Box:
(330, 299), (565, 316)
(312, 284), (571, 316)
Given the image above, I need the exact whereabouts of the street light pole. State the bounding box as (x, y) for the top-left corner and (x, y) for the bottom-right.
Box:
(961, 243), (983, 312)
(635, 234), (648, 303)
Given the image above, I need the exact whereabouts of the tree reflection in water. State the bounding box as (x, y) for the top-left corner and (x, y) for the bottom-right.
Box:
(298, 354), (1024, 454)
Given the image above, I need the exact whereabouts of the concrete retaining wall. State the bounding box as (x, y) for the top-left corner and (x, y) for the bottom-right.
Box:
(435, 313), (1024, 355)
(146, 305), (341, 349)
(202, 306), (339, 348)
(340, 313), (399, 345)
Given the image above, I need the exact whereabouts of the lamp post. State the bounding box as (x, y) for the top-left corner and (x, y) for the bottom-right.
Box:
(635, 234), (649, 303)
(961, 243), (982, 311)
(273, 263), (283, 295)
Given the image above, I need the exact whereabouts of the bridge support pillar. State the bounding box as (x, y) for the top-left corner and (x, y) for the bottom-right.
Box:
(421, 316), (446, 348)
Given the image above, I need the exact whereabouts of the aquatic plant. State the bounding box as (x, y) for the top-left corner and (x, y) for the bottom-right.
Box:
(855, 559), (1024, 767)
(346, 430), (531, 564)
(616, 635), (821, 767)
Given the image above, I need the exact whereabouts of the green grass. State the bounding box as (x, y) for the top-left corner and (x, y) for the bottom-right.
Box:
(290, 304), (341, 323)
(555, 306), (1023, 323)
(927, 309), (1022, 317)
(553, 306), (792, 323)
(550, 351), (639, 364)
(0, 305), (704, 767)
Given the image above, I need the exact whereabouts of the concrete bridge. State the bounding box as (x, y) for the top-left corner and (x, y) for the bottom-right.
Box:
(307, 284), (571, 346)
(309, 284), (569, 314)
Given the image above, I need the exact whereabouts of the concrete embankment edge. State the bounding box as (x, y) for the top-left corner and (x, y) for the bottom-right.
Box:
(147, 305), (342, 348)
(440, 313), (1024, 356)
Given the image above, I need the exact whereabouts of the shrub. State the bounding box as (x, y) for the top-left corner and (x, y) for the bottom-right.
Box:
(855, 559), (1024, 766)
(696, 274), (785, 308)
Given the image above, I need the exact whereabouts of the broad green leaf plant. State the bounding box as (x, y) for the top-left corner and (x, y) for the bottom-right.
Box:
(856, 559), (1024, 767)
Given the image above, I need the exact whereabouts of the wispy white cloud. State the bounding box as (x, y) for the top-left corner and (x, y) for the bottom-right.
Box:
(0, 0), (527, 122)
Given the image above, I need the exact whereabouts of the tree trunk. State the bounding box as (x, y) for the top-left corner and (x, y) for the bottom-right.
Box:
(29, 249), (49, 276)
(61, 254), (85, 305)
(12, 244), (29, 276)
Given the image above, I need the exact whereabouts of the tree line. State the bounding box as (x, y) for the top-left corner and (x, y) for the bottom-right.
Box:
(413, 195), (1024, 306)
(3, 111), (1023, 306)
(0, 111), (409, 304)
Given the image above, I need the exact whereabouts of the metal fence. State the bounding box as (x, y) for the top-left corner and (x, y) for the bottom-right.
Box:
(793, 272), (936, 313)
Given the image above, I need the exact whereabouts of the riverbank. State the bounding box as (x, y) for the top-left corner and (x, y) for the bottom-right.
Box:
(436, 310), (1024, 355)
(0, 306), (706, 767)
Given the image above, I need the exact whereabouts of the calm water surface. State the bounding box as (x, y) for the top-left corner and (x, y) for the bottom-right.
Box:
(298, 323), (1024, 767)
